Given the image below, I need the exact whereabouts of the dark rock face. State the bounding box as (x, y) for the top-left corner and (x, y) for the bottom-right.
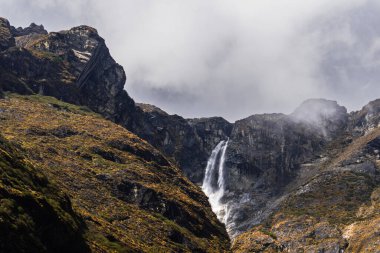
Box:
(212, 99), (350, 236)
(227, 113), (322, 191)
(188, 117), (233, 155)
(220, 114), (326, 235)
(131, 105), (233, 182)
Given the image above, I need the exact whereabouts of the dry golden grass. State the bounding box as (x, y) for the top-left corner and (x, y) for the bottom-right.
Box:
(0, 94), (229, 252)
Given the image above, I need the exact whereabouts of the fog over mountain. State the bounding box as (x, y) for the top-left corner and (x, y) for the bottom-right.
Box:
(2, 0), (380, 121)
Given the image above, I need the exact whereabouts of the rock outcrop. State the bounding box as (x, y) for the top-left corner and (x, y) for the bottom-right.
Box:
(0, 21), (136, 123)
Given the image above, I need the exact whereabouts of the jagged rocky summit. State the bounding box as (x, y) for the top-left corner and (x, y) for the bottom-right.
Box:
(0, 17), (380, 252)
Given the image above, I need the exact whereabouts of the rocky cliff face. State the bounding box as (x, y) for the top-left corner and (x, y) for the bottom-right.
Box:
(131, 98), (354, 239)
(210, 99), (349, 237)
(188, 117), (233, 158)
(133, 104), (233, 182)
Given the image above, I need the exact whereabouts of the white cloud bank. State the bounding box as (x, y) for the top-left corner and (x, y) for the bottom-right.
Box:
(1, 0), (380, 121)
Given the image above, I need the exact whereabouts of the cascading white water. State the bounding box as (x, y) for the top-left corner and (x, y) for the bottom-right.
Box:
(202, 139), (229, 224)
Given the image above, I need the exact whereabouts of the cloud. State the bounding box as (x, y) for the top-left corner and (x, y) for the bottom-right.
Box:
(1, 0), (380, 121)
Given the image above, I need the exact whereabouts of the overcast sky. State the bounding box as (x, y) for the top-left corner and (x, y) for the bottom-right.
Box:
(1, 0), (380, 121)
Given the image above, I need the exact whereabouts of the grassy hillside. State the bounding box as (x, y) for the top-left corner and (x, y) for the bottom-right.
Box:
(0, 135), (89, 253)
(0, 94), (230, 252)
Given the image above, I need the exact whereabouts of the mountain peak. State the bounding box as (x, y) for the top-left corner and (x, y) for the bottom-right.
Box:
(11, 22), (47, 37)
(292, 98), (346, 117)
(68, 25), (99, 37)
(291, 98), (348, 137)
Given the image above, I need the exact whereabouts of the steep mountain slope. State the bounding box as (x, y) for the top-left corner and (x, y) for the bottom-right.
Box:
(0, 134), (89, 253)
(0, 94), (230, 252)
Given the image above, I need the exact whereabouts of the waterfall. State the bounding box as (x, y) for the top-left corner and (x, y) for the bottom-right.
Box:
(202, 139), (229, 224)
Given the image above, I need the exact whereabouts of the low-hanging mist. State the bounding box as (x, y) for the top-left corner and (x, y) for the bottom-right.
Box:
(2, 0), (380, 121)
